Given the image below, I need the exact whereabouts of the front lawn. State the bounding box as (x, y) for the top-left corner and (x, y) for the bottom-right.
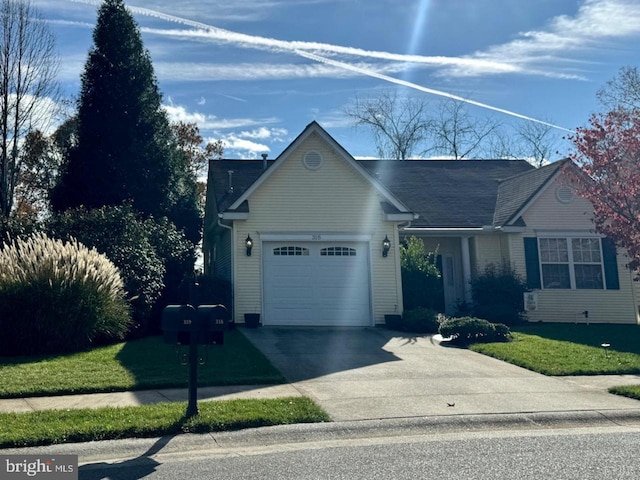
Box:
(609, 385), (640, 400)
(0, 330), (285, 398)
(470, 324), (640, 376)
(0, 397), (331, 448)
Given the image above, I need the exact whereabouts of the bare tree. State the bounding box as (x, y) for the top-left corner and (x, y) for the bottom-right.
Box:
(486, 128), (519, 160)
(344, 90), (431, 159)
(0, 0), (59, 217)
(514, 118), (561, 167)
(428, 99), (502, 159)
(597, 65), (640, 111)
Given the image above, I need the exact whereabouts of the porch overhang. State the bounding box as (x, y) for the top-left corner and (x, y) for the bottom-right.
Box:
(401, 225), (525, 235)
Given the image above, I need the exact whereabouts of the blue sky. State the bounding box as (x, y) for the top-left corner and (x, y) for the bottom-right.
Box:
(41, 0), (640, 160)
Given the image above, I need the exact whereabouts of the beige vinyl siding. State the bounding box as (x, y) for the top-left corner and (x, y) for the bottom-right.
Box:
(473, 235), (506, 273)
(513, 177), (638, 324)
(232, 132), (402, 324)
(523, 178), (595, 230)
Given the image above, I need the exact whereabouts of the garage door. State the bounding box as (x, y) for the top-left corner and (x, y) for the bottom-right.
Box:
(263, 242), (371, 326)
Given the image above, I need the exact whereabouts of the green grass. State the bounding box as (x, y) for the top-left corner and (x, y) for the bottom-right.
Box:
(610, 385), (640, 400)
(470, 324), (640, 376)
(0, 397), (331, 448)
(0, 330), (285, 398)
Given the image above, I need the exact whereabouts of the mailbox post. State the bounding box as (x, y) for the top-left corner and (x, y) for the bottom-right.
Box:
(161, 281), (229, 419)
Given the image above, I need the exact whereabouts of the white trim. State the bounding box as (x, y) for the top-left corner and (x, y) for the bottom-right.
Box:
(535, 229), (603, 238)
(220, 211), (249, 220)
(384, 213), (417, 221)
(537, 236), (606, 290)
(259, 232), (373, 242)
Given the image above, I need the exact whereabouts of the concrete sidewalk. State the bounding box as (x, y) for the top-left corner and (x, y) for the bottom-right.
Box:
(2, 328), (640, 423)
(0, 384), (302, 414)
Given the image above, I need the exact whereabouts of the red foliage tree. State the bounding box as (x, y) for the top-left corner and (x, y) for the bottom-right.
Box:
(569, 108), (640, 271)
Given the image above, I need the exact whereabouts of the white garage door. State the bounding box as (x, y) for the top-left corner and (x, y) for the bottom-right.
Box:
(263, 242), (371, 326)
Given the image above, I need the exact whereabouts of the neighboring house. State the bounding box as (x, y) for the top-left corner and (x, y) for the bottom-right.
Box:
(204, 121), (640, 326)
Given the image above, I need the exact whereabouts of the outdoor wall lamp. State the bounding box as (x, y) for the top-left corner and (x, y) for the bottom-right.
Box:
(382, 235), (391, 257)
(245, 235), (253, 256)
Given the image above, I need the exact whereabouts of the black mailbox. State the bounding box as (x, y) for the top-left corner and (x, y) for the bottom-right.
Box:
(197, 304), (229, 345)
(161, 304), (229, 345)
(162, 304), (197, 345)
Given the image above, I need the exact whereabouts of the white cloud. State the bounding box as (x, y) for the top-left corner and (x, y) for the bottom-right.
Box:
(162, 103), (279, 130)
(458, 0), (640, 78)
(221, 135), (270, 158)
(161, 102), (288, 157)
(237, 127), (288, 140)
(197, 96), (206, 105)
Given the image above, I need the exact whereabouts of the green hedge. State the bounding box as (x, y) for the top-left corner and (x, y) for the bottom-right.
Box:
(471, 263), (527, 325)
(439, 316), (511, 346)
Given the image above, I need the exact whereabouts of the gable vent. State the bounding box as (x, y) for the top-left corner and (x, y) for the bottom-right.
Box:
(303, 151), (323, 171)
(555, 185), (574, 204)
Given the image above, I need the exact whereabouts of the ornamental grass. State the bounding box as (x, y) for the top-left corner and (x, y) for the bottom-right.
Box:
(0, 233), (131, 356)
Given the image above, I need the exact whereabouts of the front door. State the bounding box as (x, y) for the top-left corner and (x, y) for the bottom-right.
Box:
(441, 253), (462, 316)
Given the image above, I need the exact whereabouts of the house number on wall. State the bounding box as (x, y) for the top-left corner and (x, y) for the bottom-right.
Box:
(311, 234), (322, 240)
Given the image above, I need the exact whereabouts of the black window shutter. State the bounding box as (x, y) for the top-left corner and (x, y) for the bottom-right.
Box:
(524, 237), (541, 289)
(602, 238), (620, 290)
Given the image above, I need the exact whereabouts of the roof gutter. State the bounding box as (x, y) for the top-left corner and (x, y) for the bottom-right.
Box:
(402, 225), (526, 235)
(384, 212), (418, 222)
(220, 211), (249, 220)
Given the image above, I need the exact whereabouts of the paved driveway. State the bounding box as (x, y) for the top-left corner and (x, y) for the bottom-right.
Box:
(241, 327), (640, 421)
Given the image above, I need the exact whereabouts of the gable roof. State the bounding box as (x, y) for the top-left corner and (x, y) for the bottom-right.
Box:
(207, 157), (538, 228)
(358, 159), (534, 227)
(492, 159), (570, 227)
(211, 121), (413, 216)
(205, 122), (580, 230)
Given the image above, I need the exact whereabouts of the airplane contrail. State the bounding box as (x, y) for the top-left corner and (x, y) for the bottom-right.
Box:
(67, 0), (573, 132)
(296, 50), (574, 132)
(67, 0), (518, 72)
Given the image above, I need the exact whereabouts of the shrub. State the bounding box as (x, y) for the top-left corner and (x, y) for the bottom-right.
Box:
(400, 236), (443, 311)
(439, 316), (511, 346)
(47, 205), (165, 334)
(0, 233), (130, 356)
(145, 216), (197, 316)
(0, 216), (39, 246)
(192, 275), (232, 309)
(471, 263), (527, 325)
(390, 307), (440, 334)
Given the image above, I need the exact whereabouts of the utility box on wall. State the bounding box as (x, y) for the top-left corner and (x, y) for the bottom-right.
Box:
(524, 292), (538, 312)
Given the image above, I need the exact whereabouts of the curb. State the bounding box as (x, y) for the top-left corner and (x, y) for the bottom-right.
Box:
(5, 409), (640, 461)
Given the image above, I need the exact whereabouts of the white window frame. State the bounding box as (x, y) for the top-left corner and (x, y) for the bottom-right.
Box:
(538, 235), (606, 290)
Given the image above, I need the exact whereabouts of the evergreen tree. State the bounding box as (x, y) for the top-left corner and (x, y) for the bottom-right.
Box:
(51, 0), (200, 242)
